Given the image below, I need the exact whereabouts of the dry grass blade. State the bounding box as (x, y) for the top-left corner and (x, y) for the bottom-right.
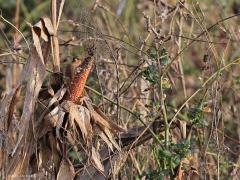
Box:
(93, 105), (125, 132)
(96, 127), (114, 151)
(91, 146), (104, 172)
(112, 152), (128, 178)
(51, 36), (60, 72)
(0, 86), (20, 131)
(101, 126), (121, 151)
(55, 107), (66, 140)
(56, 0), (65, 29)
(50, 0), (64, 72)
(90, 108), (124, 133)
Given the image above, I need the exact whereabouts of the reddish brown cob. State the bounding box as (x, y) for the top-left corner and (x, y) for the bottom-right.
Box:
(66, 55), (93, 103)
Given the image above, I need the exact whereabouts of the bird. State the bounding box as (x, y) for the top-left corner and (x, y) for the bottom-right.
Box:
(65, 57), (82, 82)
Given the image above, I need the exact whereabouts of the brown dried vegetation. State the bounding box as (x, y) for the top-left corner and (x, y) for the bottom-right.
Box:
(1, 0), (240, 179)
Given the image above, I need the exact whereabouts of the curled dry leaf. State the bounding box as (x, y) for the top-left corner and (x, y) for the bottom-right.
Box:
(41, 105), (62, 125)
(40, 17), (54, 36)
(38, 87), (66, 124)
(32, 20), (48, 42)
(32, 22), (48, 64)
(37, 107), (60, 139)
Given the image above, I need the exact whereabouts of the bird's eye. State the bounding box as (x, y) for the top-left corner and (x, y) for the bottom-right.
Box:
(72, 57), (79, 62)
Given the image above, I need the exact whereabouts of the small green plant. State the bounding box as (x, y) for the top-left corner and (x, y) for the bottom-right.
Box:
(147, 46), (169, 65)
(142, 46), (170, 86)
(143, 140), (191, 179)
(142, 64), (160, 85)
(187, 104), (204, 125)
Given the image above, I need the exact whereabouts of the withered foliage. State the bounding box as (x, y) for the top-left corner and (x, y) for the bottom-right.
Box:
(2, 1), (240, 179)
(0, 3), (168, 180)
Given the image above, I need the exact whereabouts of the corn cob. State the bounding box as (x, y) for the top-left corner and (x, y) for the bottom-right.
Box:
(66, 55), (93, 103)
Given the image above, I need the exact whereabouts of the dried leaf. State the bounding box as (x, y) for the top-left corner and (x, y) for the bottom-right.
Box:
(45, 105), (60, 124)
(41, 17), (54, 35)
(32, 20), (48, 42)
(84, 99), (124, 137)
(56, 0), (65, 29)
(48, 132), (61, 171)
(47, 87), (66, 108)
(91, 109), (124, 133)
(93, 105), (125, 132)
(55, 108), (66, 140)
(102, 127), (121, 151)
(37, 87), (66, 131)
(68, 102), (92, 143)
(32, 24), (45, 64)
(10, 23), (47, 168)
(51, 36), (60, 72)
(7, 85), (21, 130)
(57, 159), (75, 180)
(91, 147), (104, 172)
(113, 152), (128, 178)
(39, 140), (53, 172)
(96, 127), (113, 151)
(7, 119), (35, 175)
(0, 59), (30, 130)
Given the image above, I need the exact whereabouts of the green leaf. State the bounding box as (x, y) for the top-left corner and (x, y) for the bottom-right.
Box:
(142, 65), (159, 85)
(159, 47), (169, 65)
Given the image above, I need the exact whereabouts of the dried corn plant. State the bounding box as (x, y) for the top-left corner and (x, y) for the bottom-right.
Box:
(1, 0), (240, 179)
(0, 1), (167, 179)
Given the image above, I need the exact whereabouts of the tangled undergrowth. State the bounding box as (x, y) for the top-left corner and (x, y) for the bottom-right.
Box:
(0, 0), (240, 179)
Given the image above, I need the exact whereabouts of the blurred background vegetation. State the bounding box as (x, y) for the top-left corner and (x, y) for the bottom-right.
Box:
(1, 0), (240, 179)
